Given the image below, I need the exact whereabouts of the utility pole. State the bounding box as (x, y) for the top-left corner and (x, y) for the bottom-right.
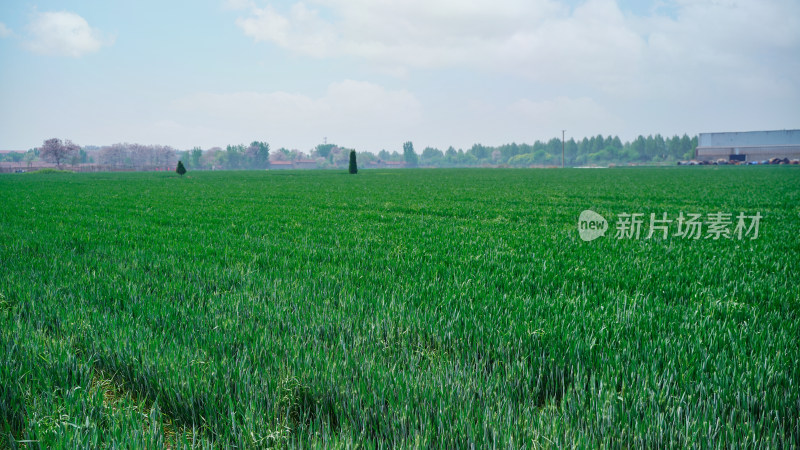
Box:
(562, 130), (566, 168)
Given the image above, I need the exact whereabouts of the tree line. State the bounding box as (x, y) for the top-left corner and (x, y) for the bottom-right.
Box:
(411, 134), (699, 167)
(3, 134), (699, 170)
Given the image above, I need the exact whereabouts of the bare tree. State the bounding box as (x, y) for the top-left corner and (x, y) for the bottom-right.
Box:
(156, 146), (176, 168)
(99, 144), (127, 167)
(130, 143), (148, 167)
(39, 138), (79, 169)
(97, 143), (176, 169)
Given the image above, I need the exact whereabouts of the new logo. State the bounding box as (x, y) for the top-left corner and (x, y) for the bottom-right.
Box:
(578, 210), (608, 241)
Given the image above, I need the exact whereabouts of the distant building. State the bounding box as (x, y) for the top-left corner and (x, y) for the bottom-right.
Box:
(695, 130), (800, 162)
(293, 159), (318, 169)
(367, 160), (407, 169)
(268, 160), (320, 169)
(269, 161), (293, 170)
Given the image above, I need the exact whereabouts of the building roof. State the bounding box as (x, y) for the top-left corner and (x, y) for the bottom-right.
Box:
(696, 130), (800, 161)
(698, 130), (800, 148)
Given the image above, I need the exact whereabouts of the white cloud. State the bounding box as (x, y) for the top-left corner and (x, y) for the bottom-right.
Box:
(631, 0), (800, 98)
(25, 11), (114, 57)
(494, 0), (645, 89)
(169, 80), (422, 150)
(233, 0), (567, 72)
(231, 0), (800, 98)
(229, 0), (647, 88)
(236, 3), (337, 57)
(0, 22), (13, 38)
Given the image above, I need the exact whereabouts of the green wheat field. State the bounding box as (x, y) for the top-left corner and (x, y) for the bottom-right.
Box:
(1, 167), (798, 448)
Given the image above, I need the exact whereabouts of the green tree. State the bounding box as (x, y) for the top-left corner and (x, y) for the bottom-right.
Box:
(348, 150), (358, 174)
(316, 144), (336, 158)
(592, 135), (605, 153)
(578, 137), (590, 159)
(421, 147), (444, 166)
(445, 146), (458, 163)
(632, 136), (647, 161)
(3, 152), (23, 163)
(77, 148), (90, 164)
(175, 160), (187, 176)
(508, 153), (537, 166)
(247, 141), (270, 169)
(403, 141), (418, 167)
(225, 144), (245, 169)
(652, 134), (667, 160)
(566, 139), (579, 165)
(457, 151), (478, 165)
(468, 143), (489, 160)
(680, 134), (695, 160)
(24, 150), (36, 168)
(190, 147), (203, 168)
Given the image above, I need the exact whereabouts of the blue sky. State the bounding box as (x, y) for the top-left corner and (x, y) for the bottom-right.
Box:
(1, 0), (798, 152)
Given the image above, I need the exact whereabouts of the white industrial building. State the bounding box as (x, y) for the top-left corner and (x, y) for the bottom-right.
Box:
(695, 129), (800, 162)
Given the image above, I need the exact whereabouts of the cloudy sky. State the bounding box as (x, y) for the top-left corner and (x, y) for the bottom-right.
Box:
(1, 0), (798, 152)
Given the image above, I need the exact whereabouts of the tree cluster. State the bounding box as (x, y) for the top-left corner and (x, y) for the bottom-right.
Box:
(182, 141), (270, 170)
(415, 134), (699, 167)
(256, 143), (379, 169)
(97, 143), (177, 169)
(11, 133), (700, 172)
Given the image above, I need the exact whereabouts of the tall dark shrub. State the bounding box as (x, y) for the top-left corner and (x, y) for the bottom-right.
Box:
(176, 160), (187, 176)
(349, 150), (358, 174)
